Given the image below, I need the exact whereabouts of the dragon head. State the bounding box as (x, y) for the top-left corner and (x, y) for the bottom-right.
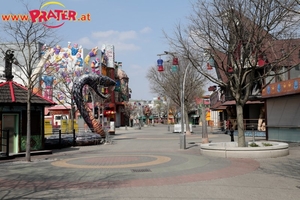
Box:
(88, 74), (116, 99)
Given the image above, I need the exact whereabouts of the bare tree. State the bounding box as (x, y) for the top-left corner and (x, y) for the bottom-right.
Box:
(147, 56), (205, 134)
(169, 101), (180, 124)
(152, 98), (166, 122)
(122, 102), (135, 127)
(0, 2), (60, 161)
(51, 70), (77, 133)
(142, 105), (152, 125)
(166, 0), (300, 146)
(276, 0), (300, 14)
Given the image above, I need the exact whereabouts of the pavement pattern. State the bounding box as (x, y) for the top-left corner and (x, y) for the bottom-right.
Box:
(0, 124), (300, 200)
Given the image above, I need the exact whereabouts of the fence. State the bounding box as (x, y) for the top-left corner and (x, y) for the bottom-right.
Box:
(1, 130), (9, 157)
(208, 118), (265, 130)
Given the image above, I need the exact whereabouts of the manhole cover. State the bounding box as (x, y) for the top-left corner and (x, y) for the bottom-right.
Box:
(131, 169), (152, 173)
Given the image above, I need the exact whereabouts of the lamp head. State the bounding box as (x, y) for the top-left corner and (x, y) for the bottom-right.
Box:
(13, 58), (20, 66)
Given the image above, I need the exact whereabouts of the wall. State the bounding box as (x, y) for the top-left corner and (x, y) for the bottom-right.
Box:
(266, 94), (300, 142)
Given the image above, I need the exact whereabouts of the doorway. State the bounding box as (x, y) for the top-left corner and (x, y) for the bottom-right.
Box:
(2, 114), (19, 154)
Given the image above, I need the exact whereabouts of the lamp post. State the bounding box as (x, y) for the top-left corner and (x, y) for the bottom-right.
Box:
(166, 97), (170, 131)
(180, 63), (191, 149)
(139, 103), (142, 129)
(201, 102), (208, 143)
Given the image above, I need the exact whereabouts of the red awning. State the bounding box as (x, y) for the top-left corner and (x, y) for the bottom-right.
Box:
(48, 105), (71, 110)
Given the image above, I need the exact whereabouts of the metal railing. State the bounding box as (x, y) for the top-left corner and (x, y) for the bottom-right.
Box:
(1, 130), (9, 157)
(207, 118), (266, 131)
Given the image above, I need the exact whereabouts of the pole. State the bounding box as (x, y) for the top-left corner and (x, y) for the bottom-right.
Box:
(180, 82), (186, 149)
(58, 129), (61, 149)
(6, 130), (9, 157)
(167, 97), (170, 131)
(180, 64), (190, 149)
(139, 104), (142, 129)
(102, 99), (105, 130)
(73, 129), (76, 146)
(252, 125), (255, 142)
(202, 104), (208, 143)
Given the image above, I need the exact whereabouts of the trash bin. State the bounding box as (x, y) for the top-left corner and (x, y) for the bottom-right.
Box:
(109, 121), (115, 135)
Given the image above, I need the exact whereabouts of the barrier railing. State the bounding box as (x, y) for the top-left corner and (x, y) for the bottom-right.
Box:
(1, 130), (9, 157)
(208, 118), (265, 131)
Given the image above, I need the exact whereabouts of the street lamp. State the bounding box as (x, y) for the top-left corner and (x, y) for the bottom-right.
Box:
(166, 97), (170, 131)
(138, 102), (143, 129)
(180, 63), (192, 149)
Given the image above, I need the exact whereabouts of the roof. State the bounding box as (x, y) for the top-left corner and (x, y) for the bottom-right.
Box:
(263, 38), (300, 66)
(45, 105), (71, 115)
(0, 81), (56, 105)
(210, 100), (264, 111)
(212, 49), (229, 83)
(47, 105), (71, 110)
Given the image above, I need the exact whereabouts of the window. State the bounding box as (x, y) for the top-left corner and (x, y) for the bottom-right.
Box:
(290, 65), (300, 79)
(276, 67), (288, 82)
(265, 71), (276, 84)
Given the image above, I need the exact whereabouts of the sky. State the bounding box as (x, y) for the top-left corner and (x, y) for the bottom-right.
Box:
(0, 0), (197, 100)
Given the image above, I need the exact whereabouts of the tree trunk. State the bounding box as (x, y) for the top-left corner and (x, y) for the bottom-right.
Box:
(236, 103), (246, 147)
(26, 89), (31, 162)
(70, 99), (75, 135)
(70, 108), (74, 133)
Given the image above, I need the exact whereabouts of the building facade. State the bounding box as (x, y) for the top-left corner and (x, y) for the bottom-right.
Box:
(208, 15), (300, 141)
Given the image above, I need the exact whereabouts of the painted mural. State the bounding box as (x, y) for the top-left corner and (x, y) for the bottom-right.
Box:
(39, 42), (110, 104)
(117, 65), (129, 101)
(262, 77), (300, 98)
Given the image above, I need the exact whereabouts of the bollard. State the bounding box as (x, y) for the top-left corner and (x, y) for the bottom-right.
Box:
(180, 134), (186, 149)
(59, 130), (62, 149)
(6, 130), (9, 157)
(251, 125), (255, 143)
(230, 130), (234, 142)
(73, 129), (76, 146)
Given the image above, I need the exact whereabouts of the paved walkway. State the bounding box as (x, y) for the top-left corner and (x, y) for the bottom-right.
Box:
(0, 124), (300, 200)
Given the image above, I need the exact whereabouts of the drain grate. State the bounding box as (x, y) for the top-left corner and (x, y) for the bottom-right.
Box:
(131, 169), (152, 173)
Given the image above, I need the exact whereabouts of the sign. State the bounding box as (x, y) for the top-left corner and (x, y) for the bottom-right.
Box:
(2, 1), (91, 28)
(105, 45), (115, 68)
(206, 111), (211, 121)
